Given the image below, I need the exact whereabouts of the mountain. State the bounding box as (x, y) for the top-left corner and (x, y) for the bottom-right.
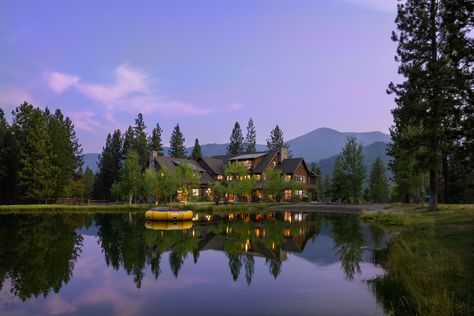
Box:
(317, 142), (391, 176)
(287, 128), (391, 163)
(162, 143), (267, 157)
(83, 153), (100, 173)
(82, 128), (391, 173)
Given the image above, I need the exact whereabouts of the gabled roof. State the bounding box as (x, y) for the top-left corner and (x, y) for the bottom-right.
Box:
(229, 152), (267, 160)
(253, 150), (279, 173)
(154, 156), (211, 185)
(278, 158), (303, 174)
(200, 156), (225, 175)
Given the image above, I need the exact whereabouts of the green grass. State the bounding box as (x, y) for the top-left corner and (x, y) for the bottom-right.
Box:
(0, 201), (281, 214)
(0, 204), (154, 213)
(362, 204), (474, 315)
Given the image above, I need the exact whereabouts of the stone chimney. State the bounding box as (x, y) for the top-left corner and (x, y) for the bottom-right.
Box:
(149, 151), (158, 171)
(279, 147), (289, 163)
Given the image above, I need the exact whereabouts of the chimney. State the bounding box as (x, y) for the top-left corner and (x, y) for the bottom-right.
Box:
(149, 151), (158, 171)
(279, 147), (288, 163)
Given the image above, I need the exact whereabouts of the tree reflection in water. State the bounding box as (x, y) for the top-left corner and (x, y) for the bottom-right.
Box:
(0, 210), (389, 301)
(0, 214), (88, 301)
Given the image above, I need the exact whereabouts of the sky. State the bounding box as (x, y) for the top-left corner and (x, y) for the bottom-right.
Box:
(0, 0), (398, 153)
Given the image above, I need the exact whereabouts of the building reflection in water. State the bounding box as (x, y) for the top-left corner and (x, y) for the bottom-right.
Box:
(0, 210), (390, 301)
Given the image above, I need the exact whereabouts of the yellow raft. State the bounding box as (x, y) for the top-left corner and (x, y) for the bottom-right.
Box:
(145, 221), (193, 231)
(144, 209), (193, 221)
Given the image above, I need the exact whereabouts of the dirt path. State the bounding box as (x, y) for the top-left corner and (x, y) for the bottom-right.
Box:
(269, 203), (392, 213)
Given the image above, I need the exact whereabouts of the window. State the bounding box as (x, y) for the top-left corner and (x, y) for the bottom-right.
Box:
(294, 190), (303, 196)
(255, 174), (261, 180)
(192, 189), (199, 197)
(294, 175), (305, 183)
(243, 160), (252, 169)
(226, 175), (233, 181)
(284, 190), (292, 200)
(217, 175), (223, 180)
(285, 175), (291, 182)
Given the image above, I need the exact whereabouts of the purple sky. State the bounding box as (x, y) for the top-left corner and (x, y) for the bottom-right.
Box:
(0, 0), (398, 153)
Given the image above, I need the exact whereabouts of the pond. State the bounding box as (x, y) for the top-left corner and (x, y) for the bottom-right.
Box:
(0, 210), (390, 315)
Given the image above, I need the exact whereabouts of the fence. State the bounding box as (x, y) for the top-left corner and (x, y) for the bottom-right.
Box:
(57, 198), (110, 206)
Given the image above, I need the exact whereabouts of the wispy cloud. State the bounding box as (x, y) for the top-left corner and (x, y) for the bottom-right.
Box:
(68, 111), (101, 132)
(0, 86), (34, 110)
(339, 0), (396, 12)
(48, 72), (80, 94)
(47, 64), (238, 119)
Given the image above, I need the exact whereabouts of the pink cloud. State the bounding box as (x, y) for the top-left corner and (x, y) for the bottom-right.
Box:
(68, 111), (101, 132)
(0, 86), (35, 110)
(45, 296), (77, 316)
(48, 72), (80, 94)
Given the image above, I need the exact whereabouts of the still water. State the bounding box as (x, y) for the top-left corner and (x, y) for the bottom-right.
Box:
(0, 211), (390, 315)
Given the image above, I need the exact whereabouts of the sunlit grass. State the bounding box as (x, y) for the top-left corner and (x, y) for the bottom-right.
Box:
(363, 204), (474, 315)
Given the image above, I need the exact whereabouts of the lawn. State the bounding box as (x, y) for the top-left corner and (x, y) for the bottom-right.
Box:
(362, 204), (474, 315)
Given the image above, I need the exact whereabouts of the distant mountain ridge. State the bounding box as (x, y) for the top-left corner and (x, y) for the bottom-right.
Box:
(82, 128), (391, 174)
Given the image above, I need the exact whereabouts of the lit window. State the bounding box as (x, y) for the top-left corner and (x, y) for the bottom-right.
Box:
(255, 174), (261, 180)
(294, 190), (303, 196)
(217, 175), (223, 180)
(192, 189), (199, 196)
(285, 175), (291, 182)
(284, 190), (292, 200)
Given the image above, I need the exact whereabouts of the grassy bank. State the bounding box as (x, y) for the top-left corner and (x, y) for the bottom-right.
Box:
(0, 204), (154, 213)
(362, 204), (474, 315)
(0, 202), (279, 213)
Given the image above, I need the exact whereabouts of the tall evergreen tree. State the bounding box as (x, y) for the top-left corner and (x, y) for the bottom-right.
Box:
(245, 118), (257, 153)
(0, 109), (17, 203)
(191, 138), (202, 160)
(368, 158), (390, 203)
(266, 125), (289, 151)
(148, 123), (164, 156)
(332, 137), (366, 203)
(122, 126), (135, 159)
(169, 124), (186, 158)
(133, 113), (148, 167)
(94, 130), (123, 199)
(46, 109), (83, 197)
(12, 102), (56, 202)
(227, 122), (244, 155)
(388, 0), (473, 210)
(82, 167), (95, 198)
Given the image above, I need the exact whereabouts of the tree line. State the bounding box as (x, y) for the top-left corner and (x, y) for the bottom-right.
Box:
(0, 102), (83, 203)
(310, 137), (391, 204)
(388, 0), (473, 209)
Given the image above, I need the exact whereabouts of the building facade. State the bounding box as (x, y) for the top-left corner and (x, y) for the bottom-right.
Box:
(147, 148), (317, 201)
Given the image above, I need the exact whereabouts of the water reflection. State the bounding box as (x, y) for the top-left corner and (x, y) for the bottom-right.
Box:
(0, 211), (390, 315)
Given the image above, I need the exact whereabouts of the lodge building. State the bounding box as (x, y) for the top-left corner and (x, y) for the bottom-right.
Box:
(147, 148), (317, 201)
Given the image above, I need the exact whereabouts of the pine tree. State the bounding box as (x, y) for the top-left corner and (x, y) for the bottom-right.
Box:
(266, 125), (289, 151)
(191, 138), (202, 160)
(245, 118), (257, 153)
(82, 166), (95, 198)
(148, 123), (163, 155)
(388, 0), (473, 210)
(368, 158), (390, 203)
(332, 137), (366, 203)
(122, 126), (135, 159)
(227, 122), (244, 155)
(93, 130), (123, 199)
(133, 113), (148, 167)
(169, 124), (187, 158)
(47, 109), (83, 197)
(12, 102), (56, 202)
(0, 109), (17, 203)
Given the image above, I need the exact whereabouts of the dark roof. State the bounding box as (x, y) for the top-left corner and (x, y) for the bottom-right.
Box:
(154, 156), (212, 185)
(200, 157), (225, 175)
(278, 158), (303, 174)
(253, 150), (279, 173)
(230, 152), (267, 160)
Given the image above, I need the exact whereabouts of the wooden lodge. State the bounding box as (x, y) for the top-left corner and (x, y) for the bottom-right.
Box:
(147, 148), (317, 201)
